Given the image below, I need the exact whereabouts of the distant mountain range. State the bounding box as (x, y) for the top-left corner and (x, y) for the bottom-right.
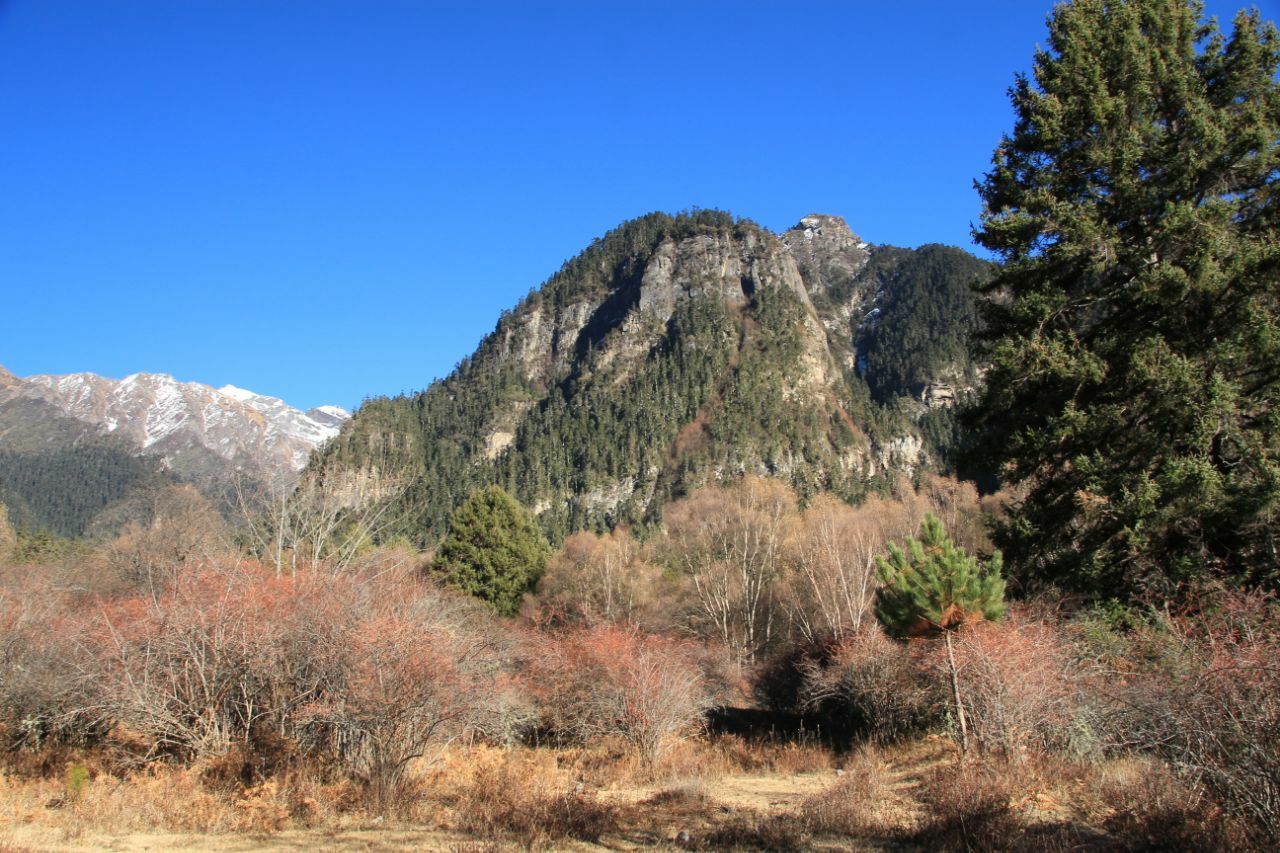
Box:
(0, 366), (348, 537)
(315, 210), (991, 545)
(0, 209), (990, 545)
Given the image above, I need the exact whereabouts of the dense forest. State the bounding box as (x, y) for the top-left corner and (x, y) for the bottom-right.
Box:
(0, 438), (165, 538)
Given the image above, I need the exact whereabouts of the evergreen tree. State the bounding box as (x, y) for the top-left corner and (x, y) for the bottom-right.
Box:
(875, 514), (1005, 753)
(431, 485), (551, 616)
(970, 0), (1280, 599)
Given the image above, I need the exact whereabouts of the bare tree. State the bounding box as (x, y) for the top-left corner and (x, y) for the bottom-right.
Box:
(663, 476), (796, 666)
(536, 528), (667, 627)
(232, 465), (410, 577)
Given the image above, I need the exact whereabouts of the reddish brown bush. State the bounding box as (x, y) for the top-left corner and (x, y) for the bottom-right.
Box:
(526, 625), (712, 767)
(950, 613), (1087, 757)
(1091, 590), (1280, 845)
(798, 627), (943, 744)
(0, 579), (96, 749)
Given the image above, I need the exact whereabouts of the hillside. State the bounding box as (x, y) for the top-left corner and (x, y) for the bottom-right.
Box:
(0, 367), (350, 537)
(317, 210), (991, 544)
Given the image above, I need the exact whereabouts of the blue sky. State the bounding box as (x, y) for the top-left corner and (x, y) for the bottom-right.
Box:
(2, 0), (1274, 411)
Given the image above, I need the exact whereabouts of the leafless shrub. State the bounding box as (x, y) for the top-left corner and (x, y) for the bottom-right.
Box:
(798, 627), (943, 744)
(1095, 758), (1247, 851)
(526, 625), (712, 769)
(0, 580), (97, 750)
(1086, 590), (1280, 845)
(951, 613), (1091, 757)
(907, 759), (1035, 851)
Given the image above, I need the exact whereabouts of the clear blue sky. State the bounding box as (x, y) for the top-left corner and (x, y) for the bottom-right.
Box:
(2, 0), (1273, 411)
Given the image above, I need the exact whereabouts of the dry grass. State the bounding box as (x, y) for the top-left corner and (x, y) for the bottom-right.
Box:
(1, 737), (1266, 851)
(440, 747), (619, 847)
(797, 744), (899, 837)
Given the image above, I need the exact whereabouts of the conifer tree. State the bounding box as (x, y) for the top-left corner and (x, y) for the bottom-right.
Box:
(875, 514), (1005, 753)
(970, 0), (1280, 599)
(431, 485), (551, 616)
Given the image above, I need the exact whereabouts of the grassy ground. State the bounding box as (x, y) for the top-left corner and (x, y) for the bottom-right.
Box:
(0, 735), (1234, 851)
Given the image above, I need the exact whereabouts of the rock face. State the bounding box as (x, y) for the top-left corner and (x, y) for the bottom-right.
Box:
(782, 213), (872, 298)
(0, 369), (349, 487)
(319, 210), (987, 545)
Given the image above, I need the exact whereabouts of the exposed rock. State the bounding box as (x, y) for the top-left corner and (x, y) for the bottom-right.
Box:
(639, 231), (815, 319)
(0, 370), (349, 488)
(921, 382), (958, 409)
(781, 214), (871, 300)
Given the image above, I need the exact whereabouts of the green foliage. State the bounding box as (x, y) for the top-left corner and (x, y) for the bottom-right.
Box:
(858, 245), (991, 403)
(0, 439), (164, 538)
(874, 514), (1005, 637)
(9, 526), (89, 564)
(431, 485), (551, 616)
(970, 0), (1280, 599)
(64, 763), (90, 804)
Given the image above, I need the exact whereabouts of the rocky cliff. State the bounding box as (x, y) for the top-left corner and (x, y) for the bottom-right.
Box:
(317, 210), (990, 545)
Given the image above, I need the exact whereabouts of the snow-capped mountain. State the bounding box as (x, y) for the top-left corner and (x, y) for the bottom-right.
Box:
(0, 368), (349, 485)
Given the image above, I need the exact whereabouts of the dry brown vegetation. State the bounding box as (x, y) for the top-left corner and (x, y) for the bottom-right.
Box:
(1, 473), (1277, 849)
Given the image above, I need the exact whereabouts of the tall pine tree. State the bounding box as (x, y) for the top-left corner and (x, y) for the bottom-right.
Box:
(970, 0), (1280, 600)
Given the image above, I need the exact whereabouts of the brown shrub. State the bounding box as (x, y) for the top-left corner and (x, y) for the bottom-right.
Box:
(0, 580), (97, 751)
(1096, 758), (1247, 851)
(910, 760), (1024, 850)
(1087, 590), (1280, 845)
(525, 625), (712, 768)
(950, 613), (1090, 757)
(798, 627), (943, 744)
(796, 745), (894, 836)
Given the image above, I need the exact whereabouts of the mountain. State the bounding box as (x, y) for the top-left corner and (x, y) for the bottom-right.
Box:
(316, 210), (990, 545)
(0, 368), (349, 537)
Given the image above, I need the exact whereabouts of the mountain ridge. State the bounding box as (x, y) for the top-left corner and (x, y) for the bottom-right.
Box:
(316, 209), (991, 545)
(0, 368), (350, 537)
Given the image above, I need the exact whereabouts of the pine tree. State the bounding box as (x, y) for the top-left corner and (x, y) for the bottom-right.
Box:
(874, 514), (1005, 753)
(970, 0), (1280, 600)
(431, 485), (551, 616)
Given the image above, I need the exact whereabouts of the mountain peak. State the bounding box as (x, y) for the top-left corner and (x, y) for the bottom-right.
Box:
(4, 370), (348, 481)
(784, 214), (864, 247)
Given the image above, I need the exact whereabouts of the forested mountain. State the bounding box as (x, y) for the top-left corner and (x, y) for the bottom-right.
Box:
(316, 210), (991, 544)
(0, 365), (350, 537)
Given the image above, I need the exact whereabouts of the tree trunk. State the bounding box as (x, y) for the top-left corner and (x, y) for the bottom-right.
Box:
(945, 630), (969, 755)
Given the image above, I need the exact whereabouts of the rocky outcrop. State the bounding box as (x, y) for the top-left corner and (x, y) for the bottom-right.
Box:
(782, 214), (871, 300)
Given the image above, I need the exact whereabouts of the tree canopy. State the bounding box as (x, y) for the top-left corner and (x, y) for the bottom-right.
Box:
(430, 485), (551, 616)
(874, 513), (1006, 638)
(969, 0), (1280, 600)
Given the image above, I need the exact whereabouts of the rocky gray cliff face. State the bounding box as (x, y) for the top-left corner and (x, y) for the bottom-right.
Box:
(782, 213), (872, 299)
(319, 210), (985, 545)
(493, 225), (827, 387)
